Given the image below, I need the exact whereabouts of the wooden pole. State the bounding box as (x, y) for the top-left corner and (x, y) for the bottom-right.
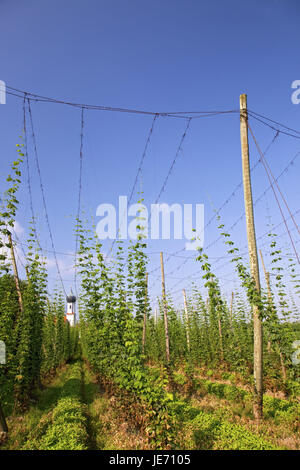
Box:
(217, 309), (224, 362)
(154, 307), (158, 325)
(0, 338), (8, 433)
(142, 273), (148, 354)
(229, 292), (234, 329)
(0, 400), (8, 434)
(182, 289), (190, 351)
(8, 232), (23, 315)
(160, 252), (170, 362)
(240, 94), (263, 422)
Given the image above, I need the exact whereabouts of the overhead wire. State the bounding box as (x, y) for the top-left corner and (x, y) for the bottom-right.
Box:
(6, 85), (239, 119)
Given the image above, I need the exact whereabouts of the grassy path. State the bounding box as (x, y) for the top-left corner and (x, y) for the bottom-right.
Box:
(1, 361), (86, 449)
(0, 360), (147, 450)
(81, 362), (148, 450)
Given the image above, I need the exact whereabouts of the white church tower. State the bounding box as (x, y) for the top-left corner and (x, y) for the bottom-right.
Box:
(66, 289), (76, 327)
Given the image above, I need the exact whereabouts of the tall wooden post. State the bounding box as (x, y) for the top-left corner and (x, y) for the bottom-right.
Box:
(229, 292), (234, 329)
(8, 232), (23, 315)
(0, 329), (8, 433)
(217, 309), (224, 362)
(160, 252), (170, 362)
(0, 400), (8, 434)
(142, 273), (148, 354)
(240, 94), (263, 422)
(182, 289), (190, 351)
(154, 307), (158, 325)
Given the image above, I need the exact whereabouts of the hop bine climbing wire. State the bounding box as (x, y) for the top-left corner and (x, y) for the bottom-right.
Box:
(74, 106), (85, 297)
(247, 121), (300, 264)
(107, 114), (158, 259)
(23, 96), (42, 251)
(148, 129), (282, 285)
(145, 117), (192, 253)
(27, 98), (67, 296)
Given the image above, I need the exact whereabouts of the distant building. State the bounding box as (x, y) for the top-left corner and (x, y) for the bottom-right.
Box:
(66, 289), (76, 327)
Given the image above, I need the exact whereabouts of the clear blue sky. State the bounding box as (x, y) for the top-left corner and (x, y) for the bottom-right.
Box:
(0, 0), (299, 308)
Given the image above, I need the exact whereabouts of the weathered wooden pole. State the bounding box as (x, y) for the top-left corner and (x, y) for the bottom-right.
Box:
(229, 291), (234, 330)
(8, 232), (23, 315)
(0, 400), (8, 434)
(217, 309), (224, 362)
(142, 273), (148, 354)
(0, 338), (8, 434)
(160, 252), (170, 362)
(240, 94), (263, 422)
(182, 289), (190, 351)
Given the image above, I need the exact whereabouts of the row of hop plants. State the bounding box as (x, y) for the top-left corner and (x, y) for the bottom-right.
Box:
(76, 202), (176, 449)
(143, 215), (299, 402)
(144, 290), (252, 374)
(0, 141), (79, 419)
(144, 286), (299, 389)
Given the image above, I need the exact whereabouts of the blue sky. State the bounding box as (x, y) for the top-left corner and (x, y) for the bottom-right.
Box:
(0, 0), (299, 309)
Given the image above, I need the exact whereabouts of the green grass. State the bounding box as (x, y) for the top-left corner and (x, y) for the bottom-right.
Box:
(170, 399), (281, 450)
(21, 362), (88, 450)
(1, 361), (90, 450)
(29, 397), (88, 450)
(173, 371), (300, 424)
